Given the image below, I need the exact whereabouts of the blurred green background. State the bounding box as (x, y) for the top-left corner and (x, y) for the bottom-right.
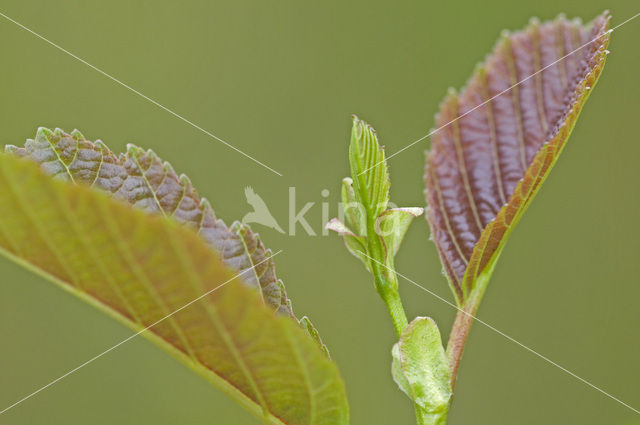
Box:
(0, 1), (638, 424)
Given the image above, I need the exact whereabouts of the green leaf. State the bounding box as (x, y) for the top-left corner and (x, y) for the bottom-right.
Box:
(340, 177), (365, 237)
(325, 218), (370, 271)
(7, 127), (294, 316)
(348, 115), (390, 220)
(300, 316), (331, 358)
(0, 150), (349, 425)
(424, 12), (611, 306)
(376, 208), (424, 260)
(392, 317), (451, 424)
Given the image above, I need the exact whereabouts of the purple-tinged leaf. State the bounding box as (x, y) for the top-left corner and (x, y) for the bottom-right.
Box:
(425, 12), (611, 304)
(7, 128), (294, 316)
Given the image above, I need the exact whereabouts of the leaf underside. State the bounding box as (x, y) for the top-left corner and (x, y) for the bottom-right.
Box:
(6, 130), (293, 316)
(424, 12), (611, 303)
(0, 153), (349, 425)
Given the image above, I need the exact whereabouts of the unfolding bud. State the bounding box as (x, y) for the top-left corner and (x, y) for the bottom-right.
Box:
(392, 317), (451, 423)
(328, 116), (423, 283)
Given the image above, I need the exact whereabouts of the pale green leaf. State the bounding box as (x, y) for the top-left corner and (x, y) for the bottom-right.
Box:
(348, 115), (390, 220)
(0, 150), (349, 425)
(391, 317), (451, 417)
(325, 218), (370, 271)
(340, 177), (365, 237)
(375, 208), (424, 259)
(300, 316), (330, 358)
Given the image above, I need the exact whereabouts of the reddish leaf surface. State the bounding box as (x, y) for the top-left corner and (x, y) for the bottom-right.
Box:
(7, 130), (293, 316)
(425, 12), (611, 303)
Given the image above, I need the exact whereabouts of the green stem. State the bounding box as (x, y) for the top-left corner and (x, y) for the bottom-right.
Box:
(377, 279), (408, 337)
(372, 270), (438, 425)
(363, 208), (434, 424)
(414, 405), (449, 425)
(366, 217), (408, 337)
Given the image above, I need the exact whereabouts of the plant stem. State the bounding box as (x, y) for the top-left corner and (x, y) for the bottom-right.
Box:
(446, 306), (474, 390)
(366, 214), (409, 337)
(446, 287), (485, 389)
(364, 213), (427, 423)
(372, 272), (432, 425)
(383, 284), (408, 337)
(415, 406), (448, 425)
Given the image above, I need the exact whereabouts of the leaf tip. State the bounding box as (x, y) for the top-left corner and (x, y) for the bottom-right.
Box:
(94, 140), (107, 151)
(70, 129), (85, 141)
(473, 62), (487, 76)
(145, 148), (158, 160)
(300, 315), (331, 358)
(350, 114), (376, 147)
(4, 145), (20, 155)
(35, 126), (55, 143)
(179, 173), (192, 188)
(528, 16), (541, 27)
(200, 197), (213, 212)
(126, 143), (143, 156)
(325, 218), (351, 234)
